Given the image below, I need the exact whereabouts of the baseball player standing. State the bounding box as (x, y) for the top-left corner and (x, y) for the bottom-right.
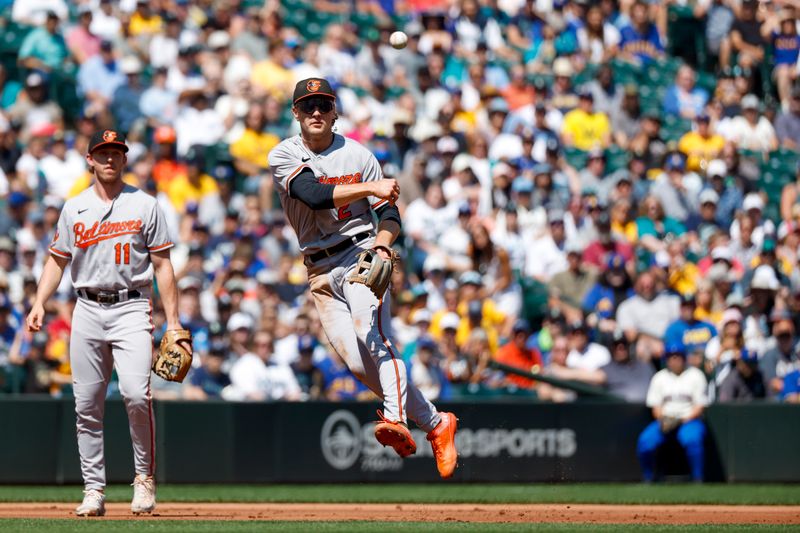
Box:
(269, 78), (458, 478)
(26, 130), (185, 516)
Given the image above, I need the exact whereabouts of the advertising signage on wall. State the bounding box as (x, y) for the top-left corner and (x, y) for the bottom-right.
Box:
(1, 399), (797, 483)
(320, 409), (578, 473)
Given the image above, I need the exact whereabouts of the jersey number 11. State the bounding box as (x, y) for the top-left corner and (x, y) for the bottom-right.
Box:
(114, 242), (131, 265)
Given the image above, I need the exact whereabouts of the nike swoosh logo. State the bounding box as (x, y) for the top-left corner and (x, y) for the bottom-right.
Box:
(301, 157), (311, 162)
(78, 209), (88, 214)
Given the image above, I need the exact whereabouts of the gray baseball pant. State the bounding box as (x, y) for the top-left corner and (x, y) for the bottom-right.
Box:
(308, 247), (441, 433)
(70, 296), (155, 490)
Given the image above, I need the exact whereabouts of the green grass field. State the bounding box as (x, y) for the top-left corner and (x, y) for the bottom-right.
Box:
(2, 484), (799, 532)
(0, 483), (798, 505)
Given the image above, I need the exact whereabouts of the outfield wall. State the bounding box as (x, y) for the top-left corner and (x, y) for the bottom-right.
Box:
(1, 399), (798, 483)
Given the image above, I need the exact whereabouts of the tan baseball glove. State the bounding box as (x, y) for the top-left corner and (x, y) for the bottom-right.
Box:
(153, 329), (193, 382)
(347, 245), (397, 299)
(659, 416), (682, 433)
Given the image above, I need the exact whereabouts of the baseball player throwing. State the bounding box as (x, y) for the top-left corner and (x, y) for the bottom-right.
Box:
(269, 78), (458, 478)
(26, 130), (185, 516)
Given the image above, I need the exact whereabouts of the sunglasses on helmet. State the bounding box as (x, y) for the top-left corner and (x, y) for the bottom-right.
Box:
(296, 98), (334, 114)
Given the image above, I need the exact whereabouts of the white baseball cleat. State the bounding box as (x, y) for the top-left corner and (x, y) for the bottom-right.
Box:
(75, 489), (106, 517)
(131, 474), (156, 514)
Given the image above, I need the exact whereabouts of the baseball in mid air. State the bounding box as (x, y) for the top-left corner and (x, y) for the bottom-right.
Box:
(390, 31), (408, 49)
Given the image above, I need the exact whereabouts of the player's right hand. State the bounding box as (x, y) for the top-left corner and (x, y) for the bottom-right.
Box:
(372, 179), (400, 204)
(26, 304), (45, 332)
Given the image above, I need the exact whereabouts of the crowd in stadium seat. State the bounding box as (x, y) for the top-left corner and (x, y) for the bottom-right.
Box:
(1, 0), (800, 405)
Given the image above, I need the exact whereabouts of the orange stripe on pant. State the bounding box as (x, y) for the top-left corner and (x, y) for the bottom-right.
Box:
(147, 380), (155, 476)
(376, 297), (403, 422)
(147, 300), (155, 476)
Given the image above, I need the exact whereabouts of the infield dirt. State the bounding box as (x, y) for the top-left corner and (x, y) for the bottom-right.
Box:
(0, 503), (798, 525)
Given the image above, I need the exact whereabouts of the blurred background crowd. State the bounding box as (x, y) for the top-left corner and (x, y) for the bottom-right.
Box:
(1, 0), (800, 405)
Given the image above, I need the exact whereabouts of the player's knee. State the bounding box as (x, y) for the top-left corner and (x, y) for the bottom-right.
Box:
(678, 427), (705, 448)
(355, 322), (374, 345)
(119, 383), (149, 409)
(74, 405), (102, 427)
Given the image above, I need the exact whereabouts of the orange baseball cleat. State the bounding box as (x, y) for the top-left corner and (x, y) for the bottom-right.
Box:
(427, 412), (458, 478)
(374, 410), (417, 458)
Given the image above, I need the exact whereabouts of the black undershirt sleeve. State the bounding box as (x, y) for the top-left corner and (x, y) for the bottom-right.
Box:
(375, 203), (401, 229)
(288, 168), (336, 210)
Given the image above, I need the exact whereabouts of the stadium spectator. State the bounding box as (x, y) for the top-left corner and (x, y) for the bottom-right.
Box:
(628, 111), (667, 172)
(561, 90), (611, 151)
(582, 253), (634, 339)
(635, 196), (687, 256)
(761, 7), (800, 111)
(599, 332), (654, 403)
(651, 152), (701, 224)
(549, 242), (597, 325)
(140, 68), (179, 128)
(717, 348), (766, 401)
(112, 57), (146, 134)
(637, 344), (708, 483)
(225, 329), (301, 402)
(565, 321), (611, 371)
(493, 319), (542, 389)
(38, 133), (84, 200)
(1, 0), (799, 409)
(291, 334), (324, 401)
(705, 306), (746, 379)
(229, 104), (280, 196)
(664, 65), (709, 120)
(536, 334), (604, 403)
(698, 0), (735, 69)
(718, 94), (778, 152)
(618, 0), (664, 65)
(776, 89), (800, 150)
(410, 337), (446, 401)
(678, 113), (725, 172)
(66, 5), (101, 65)
(665, 294), (717, 363)
(525, 210), (569, 282)
(577, 5), (620, 65)
(722, 0), (765, 75)
(577, 148), (609, 197)
(77, 39), (126, 120)
(184, 349), (231, 400)
(12, 0), (68, 27)
(611, 85), (642, 149)
(18, 10), (69, 73)
(582, 213), (634, 269)
(318, 348), (373, 402)
(617, 270), (681, 362)
(8, 73), (63, 143)
(760, 314), (800, 400)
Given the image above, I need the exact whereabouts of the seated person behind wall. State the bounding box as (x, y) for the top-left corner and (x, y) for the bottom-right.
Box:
(598, 332), (654, 403)
(717, 348), (765, 402)
(637, 344), (708, 482)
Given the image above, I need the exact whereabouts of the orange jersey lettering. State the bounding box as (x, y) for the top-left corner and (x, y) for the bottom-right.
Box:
(318, 172), (362, 185)
(74, 219), (144, 248)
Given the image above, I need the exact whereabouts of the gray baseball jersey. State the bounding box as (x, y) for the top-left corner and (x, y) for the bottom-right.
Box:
(268, 133), (388, 255)
(49, 184), (173, 290)
(48, 183), (171, 492)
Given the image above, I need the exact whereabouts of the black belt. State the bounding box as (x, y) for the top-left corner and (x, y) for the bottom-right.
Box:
(78, 289), (142, 304)
(308, 232), (370, 263)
